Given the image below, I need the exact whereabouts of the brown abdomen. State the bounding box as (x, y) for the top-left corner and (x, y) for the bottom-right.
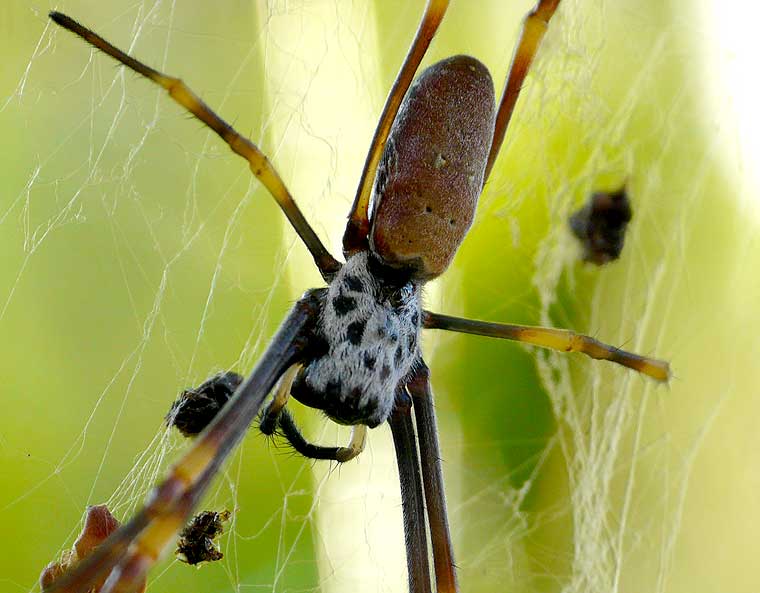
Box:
(369, 55), (496, 280)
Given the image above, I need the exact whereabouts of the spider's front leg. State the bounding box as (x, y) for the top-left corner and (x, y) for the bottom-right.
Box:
(43, 291), (322, 593)
(405, 363), (457, 593)
(389, 386), (432, 593)
(423, 311), (670, 381)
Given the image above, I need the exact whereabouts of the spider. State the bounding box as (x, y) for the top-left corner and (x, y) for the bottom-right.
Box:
(42, 2), (670, 592)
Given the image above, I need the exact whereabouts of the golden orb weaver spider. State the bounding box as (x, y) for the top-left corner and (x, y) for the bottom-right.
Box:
(36, 2), (671, 592)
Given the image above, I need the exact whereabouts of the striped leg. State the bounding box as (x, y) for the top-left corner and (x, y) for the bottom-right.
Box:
(485, 0), (563, 181)
(406, 363), (458, 593)
(389, 388), (432, 593)
(423, 311), (670, 382)
(49, 12), (341, 279)
(342, 0), (450, 254)
(43, 291), (321, 593)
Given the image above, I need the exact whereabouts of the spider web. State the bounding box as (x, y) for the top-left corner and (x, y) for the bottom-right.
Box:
(1, 1), (759, 592)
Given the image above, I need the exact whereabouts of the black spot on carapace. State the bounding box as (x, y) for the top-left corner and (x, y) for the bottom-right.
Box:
(380, 364), (391, 381)
(363, 352), (376, 370)
(290, 370), (329, 411)
(303, 333), (330, 361)
(381, 315), (398, 342)
(407, 333), (416, 353)
(332, 293), (356, 316)
(343, 274), (364, 293)
(366, 252), (415, 289)
(363, 398), (380, 425)
(325, 380), (342, 397)
(314, 383), (382, 427)
(346, 319), (366, 345)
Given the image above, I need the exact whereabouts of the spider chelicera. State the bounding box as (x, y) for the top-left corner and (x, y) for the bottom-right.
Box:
(43, 2), (669, 592)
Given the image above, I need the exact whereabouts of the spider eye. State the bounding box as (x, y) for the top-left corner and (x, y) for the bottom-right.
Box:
(369, 55), (496, 280)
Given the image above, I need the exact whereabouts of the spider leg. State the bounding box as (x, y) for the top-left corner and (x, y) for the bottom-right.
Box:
(423, 311), (671, 382)
(273, 409), (368, 462)
(42, 291), (322, 593)
(259, 364), (367, 462)
(258, 364), (300, 435)
(48, 12), (341, 280)
(406, 363), (458, 593)
(484, 0), (562, 181)
(342, 0), (450, 254)
(389, 388), (432, 593)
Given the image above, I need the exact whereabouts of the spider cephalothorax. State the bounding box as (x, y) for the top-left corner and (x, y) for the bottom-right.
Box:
(291, 251), (423, 427)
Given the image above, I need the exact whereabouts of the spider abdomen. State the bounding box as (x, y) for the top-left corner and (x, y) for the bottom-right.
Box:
(291, 252), (421, 428)
(369, 55), (496, 280)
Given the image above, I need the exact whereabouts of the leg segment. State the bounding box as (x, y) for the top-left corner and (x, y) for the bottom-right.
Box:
(258, 365), (299, 435)
(274, 410), (367, 462)
(423, 311), (670, 382)
(388, 389), (432, 593)
(42, 291), (322, 593)
(342, 0), (450, 254)
(406, 363), (458, 593)
(259, 365), (367, 462)
(48, 12), (341, 279)
(484, 0), (562, 181)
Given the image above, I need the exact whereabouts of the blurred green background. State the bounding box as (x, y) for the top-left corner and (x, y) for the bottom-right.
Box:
(2, 1), (759, 592)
